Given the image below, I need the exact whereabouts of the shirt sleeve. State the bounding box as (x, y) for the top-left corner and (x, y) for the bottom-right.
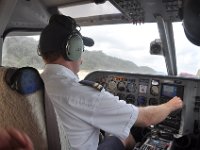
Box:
(91, 90), (139, 140)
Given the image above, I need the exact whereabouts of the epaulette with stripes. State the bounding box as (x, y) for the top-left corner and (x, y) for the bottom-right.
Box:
(79, 80), (104, 91)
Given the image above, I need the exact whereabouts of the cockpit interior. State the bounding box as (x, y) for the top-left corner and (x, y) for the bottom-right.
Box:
(0, 0), (200, 149)
(85, 70), (200, 149)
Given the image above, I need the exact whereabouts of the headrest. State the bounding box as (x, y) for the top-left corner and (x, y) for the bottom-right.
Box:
(5, 67), (44, 95)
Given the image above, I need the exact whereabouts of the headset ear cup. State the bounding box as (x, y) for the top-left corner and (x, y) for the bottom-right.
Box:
(65, 34), (84, 61)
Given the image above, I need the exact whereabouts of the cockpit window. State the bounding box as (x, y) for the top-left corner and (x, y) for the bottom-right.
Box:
(173, 22), (200, 77)
(2, 36), (44, 72)
(2, 23), (200, 79)
(80, 23), (167, 78)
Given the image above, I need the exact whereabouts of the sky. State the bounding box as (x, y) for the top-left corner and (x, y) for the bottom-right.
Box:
(80, 23), (200, 75)
(59, 1), (200, 75)
(33, 22), (200, 75)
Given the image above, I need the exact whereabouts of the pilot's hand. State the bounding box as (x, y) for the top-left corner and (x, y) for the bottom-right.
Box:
(166, 96), (183, 112)
(0, 128), (34, 150)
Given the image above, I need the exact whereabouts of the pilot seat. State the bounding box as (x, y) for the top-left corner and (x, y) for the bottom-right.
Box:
(0, 66), (70, 150)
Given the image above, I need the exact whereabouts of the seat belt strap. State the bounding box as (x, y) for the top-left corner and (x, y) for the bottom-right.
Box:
(44, 91), (61, 150)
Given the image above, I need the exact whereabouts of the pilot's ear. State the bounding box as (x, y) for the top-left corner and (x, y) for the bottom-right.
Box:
(183, 0), (200, 46)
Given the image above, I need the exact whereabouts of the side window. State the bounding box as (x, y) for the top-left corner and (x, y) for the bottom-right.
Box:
(2, 36), (89, 79)
(2, 36), (44, 71)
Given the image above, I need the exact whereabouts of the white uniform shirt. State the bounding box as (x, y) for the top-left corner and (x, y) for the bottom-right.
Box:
(41, 64), (139, 150)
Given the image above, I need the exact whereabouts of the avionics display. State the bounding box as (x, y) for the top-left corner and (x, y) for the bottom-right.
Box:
(161, 84), (177, 97)
(161, 84), (184, 98)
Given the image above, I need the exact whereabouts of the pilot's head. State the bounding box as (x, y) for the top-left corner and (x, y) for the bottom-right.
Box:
(38, 14), (93, 73)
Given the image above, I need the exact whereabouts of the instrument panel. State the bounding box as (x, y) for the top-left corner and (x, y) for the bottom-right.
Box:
(84, 71), (200, 137)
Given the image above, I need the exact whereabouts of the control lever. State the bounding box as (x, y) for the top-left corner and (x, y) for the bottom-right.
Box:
(132, 129), (174, 150)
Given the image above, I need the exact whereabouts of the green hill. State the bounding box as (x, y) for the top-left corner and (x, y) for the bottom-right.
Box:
(81, 50), (156, 74)
(3, 37), (156, 74)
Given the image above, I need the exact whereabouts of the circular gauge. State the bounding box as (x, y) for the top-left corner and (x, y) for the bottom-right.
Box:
(117, 81), (126, 91)
(151, 80), (159, 86)
(126, 94), (135, 104)
(107, 80), (117, 91)
(149, 98), (159, 105)
(150, 86), (159, 96)
(137, 96), (147, 106)
(117, 93), (126, 100)
(126, 83), (136, 93)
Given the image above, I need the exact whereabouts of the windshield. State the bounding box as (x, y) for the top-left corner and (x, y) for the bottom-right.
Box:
(2, 23), (200, 79)
(80, 22), (200, 77)
(173, 23), (200, 77)
(80, 23), (164, 74)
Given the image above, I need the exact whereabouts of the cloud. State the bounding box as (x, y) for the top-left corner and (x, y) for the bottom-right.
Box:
(82, 24), (159, 53)
(82, 22), (200, 75)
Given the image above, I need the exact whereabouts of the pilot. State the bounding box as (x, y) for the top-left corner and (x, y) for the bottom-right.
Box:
(38, 14), (183, 150)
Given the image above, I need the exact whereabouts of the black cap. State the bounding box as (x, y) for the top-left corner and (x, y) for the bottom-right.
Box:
(38, 14), (94, 54)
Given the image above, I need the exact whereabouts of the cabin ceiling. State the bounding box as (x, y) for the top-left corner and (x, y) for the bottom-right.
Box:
(4, 0), (183, 36)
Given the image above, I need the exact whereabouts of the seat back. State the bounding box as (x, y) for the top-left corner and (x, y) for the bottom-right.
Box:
(0, 66), (71, 150)
(0, 66), (47, 149)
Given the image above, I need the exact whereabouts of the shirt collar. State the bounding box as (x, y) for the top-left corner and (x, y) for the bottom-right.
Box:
(44, 64), (79, 81)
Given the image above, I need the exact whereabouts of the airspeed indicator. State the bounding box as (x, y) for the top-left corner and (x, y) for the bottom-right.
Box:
(127, 83), (136, 93)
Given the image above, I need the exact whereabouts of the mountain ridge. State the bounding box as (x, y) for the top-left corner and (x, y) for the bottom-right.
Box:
(3, 37), (156, 74)
(81, 50), (156, 74)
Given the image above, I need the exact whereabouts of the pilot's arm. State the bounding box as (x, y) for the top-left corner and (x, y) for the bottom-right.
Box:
(134, 96), (183, 127)
(122, 96), (183, 149)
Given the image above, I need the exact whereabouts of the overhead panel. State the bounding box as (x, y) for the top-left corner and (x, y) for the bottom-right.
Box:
(109, 0), (183, 24)
(109, 0), (144, 24)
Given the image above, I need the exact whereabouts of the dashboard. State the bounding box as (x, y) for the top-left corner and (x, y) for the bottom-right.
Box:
(84, 71), (200, 137)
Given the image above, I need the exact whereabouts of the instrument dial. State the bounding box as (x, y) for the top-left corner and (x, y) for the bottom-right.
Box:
(137, 96), (147, 106)
(117, 81), (126, 91)
(117, 93), (126, 100)
(150, 86), (159, 96)
(126, 94), (135, 104)
(127, 83), (136, 93)
(108, 80), (117, 91)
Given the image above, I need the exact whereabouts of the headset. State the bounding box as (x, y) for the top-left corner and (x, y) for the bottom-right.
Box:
(62, 31), (84, 61)
(50, 14), (84, 61)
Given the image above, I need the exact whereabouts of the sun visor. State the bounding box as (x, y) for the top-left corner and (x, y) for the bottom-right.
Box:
(183, 0), (200, 46)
